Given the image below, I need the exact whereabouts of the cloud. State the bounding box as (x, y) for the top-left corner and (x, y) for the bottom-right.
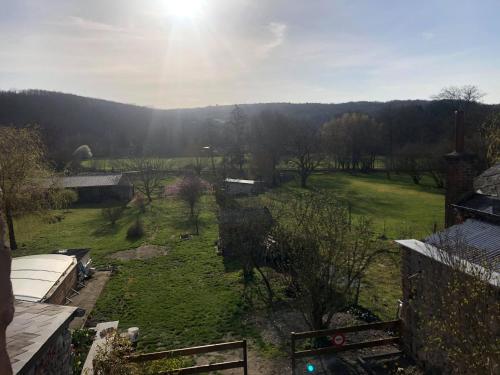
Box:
(258, 22), (287, 57)
(421, 31), (435, 40)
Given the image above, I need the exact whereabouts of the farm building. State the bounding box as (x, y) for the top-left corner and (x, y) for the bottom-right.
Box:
(224, 178), (264, 196)
(54, 173), (133, 203)
(396, 111), (500, 372)
(11, 254), (79, 305)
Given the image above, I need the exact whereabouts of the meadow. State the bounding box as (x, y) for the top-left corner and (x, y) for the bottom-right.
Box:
(13, 171), (444, 351)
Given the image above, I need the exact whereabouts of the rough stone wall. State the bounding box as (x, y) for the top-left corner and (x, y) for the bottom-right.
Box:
(401, 247), (499, 373)
(25, 324), (73, 375)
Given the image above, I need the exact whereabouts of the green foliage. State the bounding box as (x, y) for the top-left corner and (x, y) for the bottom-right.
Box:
(93, 332), (134, 375)
(71, 328), (94, 374)
(126, 218), (144, 239)
(101, 206), (125, 226)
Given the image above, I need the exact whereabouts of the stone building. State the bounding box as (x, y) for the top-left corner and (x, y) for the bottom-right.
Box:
(396, 110), (500, 372)
(6, 301), (81, 374)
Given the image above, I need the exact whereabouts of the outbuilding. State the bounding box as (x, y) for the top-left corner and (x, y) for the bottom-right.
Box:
(11, 254), (78, 305)
(60, 173), (133, 203)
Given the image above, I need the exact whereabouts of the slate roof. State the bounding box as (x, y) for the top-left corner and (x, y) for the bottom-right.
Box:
(474, 163), (500, 197)
(58, 174), (125, 188)
(454, 194), (500, 218)
(7, 301), (78, 374)
(425, 219), (500, 271)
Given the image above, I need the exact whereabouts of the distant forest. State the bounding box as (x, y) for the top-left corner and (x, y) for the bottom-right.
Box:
(0, 90), (497, 177)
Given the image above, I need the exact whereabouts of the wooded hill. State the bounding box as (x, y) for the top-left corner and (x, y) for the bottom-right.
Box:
(0, 90), (497, 169)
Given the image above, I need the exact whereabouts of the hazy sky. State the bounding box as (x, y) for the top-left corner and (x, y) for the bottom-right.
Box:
(1, 0), (500, 108)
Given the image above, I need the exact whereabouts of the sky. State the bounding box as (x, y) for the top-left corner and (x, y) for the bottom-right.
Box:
(1, 0), (500, 108)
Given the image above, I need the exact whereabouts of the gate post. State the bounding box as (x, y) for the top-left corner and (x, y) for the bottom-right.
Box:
(242, 339), (248, 375)
(291, 332), (296, 375)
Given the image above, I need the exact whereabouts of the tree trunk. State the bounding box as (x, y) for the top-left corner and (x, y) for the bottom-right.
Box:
(300, 172), (307, 188)
(5, 205), (16, 251)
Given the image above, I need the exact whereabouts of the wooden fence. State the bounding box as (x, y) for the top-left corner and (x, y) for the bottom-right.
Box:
(291, 320), (401, 374)
(126, 340), (248, 375)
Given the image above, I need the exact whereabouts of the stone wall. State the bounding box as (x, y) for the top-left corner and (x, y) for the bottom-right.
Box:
(25, 323), (72, 375)
(400, 246), (499, 373)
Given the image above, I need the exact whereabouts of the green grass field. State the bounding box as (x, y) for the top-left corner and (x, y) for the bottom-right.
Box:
(81, 156), (221, 172)
(13, 171), (443, 350)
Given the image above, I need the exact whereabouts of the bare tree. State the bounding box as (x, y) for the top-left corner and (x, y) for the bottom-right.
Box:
(413, 235), (500, 374)
(288, 123), (323, 188)
(249, 110), (290, 186)
(270, 193), (385, 330)
(167, 176), (210, 234)
(225, 105), (247, 174)
(0, 127), (51, 250)
(125, 158), (166, 203)
(432, 85), (485, 109)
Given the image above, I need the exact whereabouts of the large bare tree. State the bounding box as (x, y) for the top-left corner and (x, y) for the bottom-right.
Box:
(432, 85), (485, 108)
(270, 193), (385, 330)
(287, 123), (323, 188)
(125, 158), (167, 203)
(0, 127), (51, 250)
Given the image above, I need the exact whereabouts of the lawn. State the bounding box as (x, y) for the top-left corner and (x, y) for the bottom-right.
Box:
(13, 171), (444, 351)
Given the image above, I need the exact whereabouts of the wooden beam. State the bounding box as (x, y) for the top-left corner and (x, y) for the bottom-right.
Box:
(293, 337), (401, 359)
(126, 341), (244, 363)
(291, 320), (401, 340)
(157, 360), (246, 375)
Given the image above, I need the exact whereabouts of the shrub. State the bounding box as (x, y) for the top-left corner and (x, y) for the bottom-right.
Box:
(102, 207), (125, 226)
(127, 218), (144, 239)
(71, 328), (95, 374)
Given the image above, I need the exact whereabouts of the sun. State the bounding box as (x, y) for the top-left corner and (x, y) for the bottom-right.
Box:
(165, 0), (204, 19)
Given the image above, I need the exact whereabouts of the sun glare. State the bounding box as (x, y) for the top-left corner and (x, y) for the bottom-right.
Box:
(165, 0), (204, 19)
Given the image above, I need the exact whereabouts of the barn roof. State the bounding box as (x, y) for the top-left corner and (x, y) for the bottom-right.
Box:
(474, 163), (500, 197)
(59, 174), (125, 188)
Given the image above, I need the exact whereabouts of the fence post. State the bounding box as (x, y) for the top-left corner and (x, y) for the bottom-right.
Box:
(291, 332), (296, 375)
(242, 339), (248, 375)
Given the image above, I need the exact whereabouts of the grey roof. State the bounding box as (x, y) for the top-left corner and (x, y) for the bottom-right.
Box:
(60, 174), (124, 188)
(425, 219), (500, 271)
(7, 301), (78, 374)
(474, 163), (500, 197)
(455, 194), (500, 218)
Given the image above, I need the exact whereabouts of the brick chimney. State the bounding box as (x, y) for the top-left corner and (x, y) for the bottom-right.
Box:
(444, 110), (476, 227)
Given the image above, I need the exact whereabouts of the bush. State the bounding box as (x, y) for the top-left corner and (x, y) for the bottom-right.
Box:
(71, 328), (95, 374)
(102, 207), (125, 226)
(127, 218), (144, 239)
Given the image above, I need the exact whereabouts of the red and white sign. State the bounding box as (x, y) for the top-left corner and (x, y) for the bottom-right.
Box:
(331, 333), (346, 347)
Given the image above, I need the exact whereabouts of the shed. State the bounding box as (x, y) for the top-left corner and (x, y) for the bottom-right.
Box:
(11, 254), (78, 304)
(54, 174), (133, 203)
